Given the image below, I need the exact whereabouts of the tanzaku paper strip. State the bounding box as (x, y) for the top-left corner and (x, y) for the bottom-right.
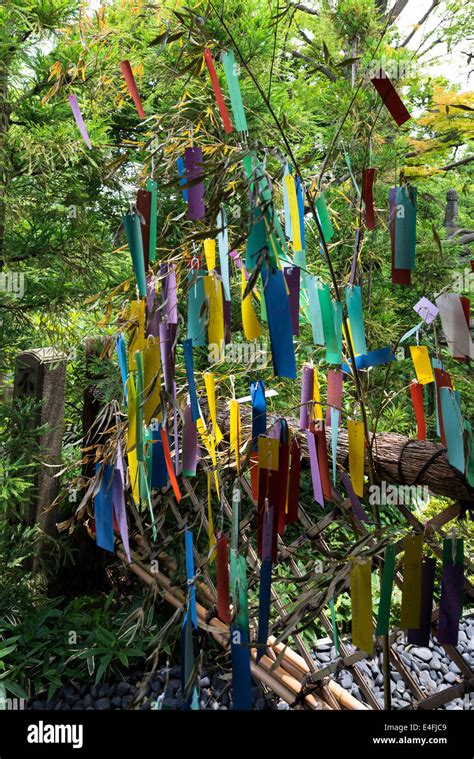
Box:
(409, 345), (434, 385)
(203, 49), (233, 134)
(347, 419), (364, 497)
(350, 559), (373, 655)
(400, 534), (423, 629)
(67, 94), (92, 149)
(119, 60), (146, 118)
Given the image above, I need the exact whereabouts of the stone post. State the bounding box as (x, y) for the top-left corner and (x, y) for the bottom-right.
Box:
(13, 347), (67, 536)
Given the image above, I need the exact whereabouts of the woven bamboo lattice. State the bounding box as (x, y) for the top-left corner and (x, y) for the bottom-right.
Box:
(112, 405), (474, 712)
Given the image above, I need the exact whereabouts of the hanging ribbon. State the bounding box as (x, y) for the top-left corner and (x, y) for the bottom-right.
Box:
(119, 60), (146, 118)
(123, 213), (147, 298)
(67, 94), (92, 149)
(375, 544), (396, 636)
(222, 50), (248, 132)
(361, 168), (376, 230)
(370, 73), (411, 126)
(347, 419), (364, 497)
(409, 381), (426, 441)
(407, 557), (436, 646)
(400, 534), (423, 629)
(203, 49), (233, 133)
(350, 558), (373, 655)
(94, 463), (115, 552)
(438, 537), (464, 645)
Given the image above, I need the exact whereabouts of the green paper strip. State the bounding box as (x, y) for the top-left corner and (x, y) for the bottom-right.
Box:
(329, 596), (339, 654)
(442, 537), (464, 566)
(146, 178), (157, 264)
(318, 284), (338, 359)
(123, 213), (147, 297)
(464, 420), (474, 487)
(235, 554), (250, 634)
(135, 351), (144, 462)
(315, 194), (334, 241)
(222, 51), (248, 132)
(326, 299), (342, 364)
(375, 544), (396, 636)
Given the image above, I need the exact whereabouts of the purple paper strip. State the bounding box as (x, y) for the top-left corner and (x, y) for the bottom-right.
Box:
(68, 94), (92, 149)
(300, 365), (314, 430)
(173, 380), (179, 475)
(306, 430), (324, 506)
(413, 296), (438, 325)
(262, 505), (274, 562)
(159, 321), (176, 394)
(349, 228), (362, 286)
(161, 264), (178, 324)
(341, 472), (369, 522)
(224, 297), (232, 344)
(113, 462), (131, 562)
(283, 266), (300, 336)
(185, 147), (205, 220)
(326, 369), (343, 427)
(407, 558), (436, 646)
(146, 273), (161, 337)
(268, 420), (281, 440)
(438, 563), (464, 645)
(182, 404), (199, 476)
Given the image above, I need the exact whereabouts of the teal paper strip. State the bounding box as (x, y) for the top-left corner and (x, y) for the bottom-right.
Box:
(306, 275), (325, 346)
(394, 185), (416, 270)
(123, 213), (147, 297)
(222, 51), (248, 132)
(318, 284), (337, 357)
(294, 250), (307, 290)
(329, 596), (340, 654)
(187, 270), (206, 346)
(326, 299), (342, 365)
(440, 387), (464, 472)
(346, 285), (367, 355)
(375, 544), (396, 636)
(146, 178), (157, 264)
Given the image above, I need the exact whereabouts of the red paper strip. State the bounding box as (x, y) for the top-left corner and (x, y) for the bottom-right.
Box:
(203, 49), (233, 134)
(216, 533), (231, 624)
(136, 189), (151, 270)
(409, 381), (426, 441)
(286, 438), (300, 525)
(120, 60), (145, 119)
(315, 427), (332, 501)
(160, 427), (181, 502)
(257, 466), (280, 562)
(371, 74), (411, 126)
(362, 168), (376, 230)
(277, 442), (290, 535)
(433, 368), (452, 446)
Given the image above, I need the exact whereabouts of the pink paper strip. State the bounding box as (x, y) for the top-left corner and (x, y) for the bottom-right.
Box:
(326, 370), (343, 427)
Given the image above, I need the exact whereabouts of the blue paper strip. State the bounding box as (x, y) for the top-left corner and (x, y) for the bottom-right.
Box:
(262, 264), (297, 379)
(251, 380), (266, 451)
(296, 175), (306, 251)
(151, 423), (168, 489)
(94, 463), (115, 552)
(115, 333), (129, 402)
(342, 346), (395, 374)
(177, 156), (188, 201)
(185, 528), (198, 629)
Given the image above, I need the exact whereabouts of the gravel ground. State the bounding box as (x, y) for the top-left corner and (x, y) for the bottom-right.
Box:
(312, 614), (474, 710)
(26, 667), (283, 711)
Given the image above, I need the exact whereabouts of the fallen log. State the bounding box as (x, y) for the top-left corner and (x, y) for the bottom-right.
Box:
(221, 407), (473, 504)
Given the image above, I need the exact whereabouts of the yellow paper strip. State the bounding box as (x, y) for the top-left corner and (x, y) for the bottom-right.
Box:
(400, 534), (423, 628)
(143, 338), (162, 425)
(204, 372), (223, 444)
(348, 419), (365, 497)
(204, 238), (216, 272)
(258, 436), (279, 471)
(196, 417), (219, 496)
(229, 399), (241, 474)
(312, 367), (323, 421)
(126, 374), (139, 505)
(284, 174), (302, 252)
(350, 559), (373, 655)
(409, 345), (434, 385)
(204, 275), (225, 361)
(207, 471), (216, 563)
(241, 270), (262, 340)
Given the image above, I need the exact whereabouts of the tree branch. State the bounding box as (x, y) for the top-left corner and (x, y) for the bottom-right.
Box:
(440, 154), (474, 172)
(290, 51), (337, 81)
(399, 0), (440, 48)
